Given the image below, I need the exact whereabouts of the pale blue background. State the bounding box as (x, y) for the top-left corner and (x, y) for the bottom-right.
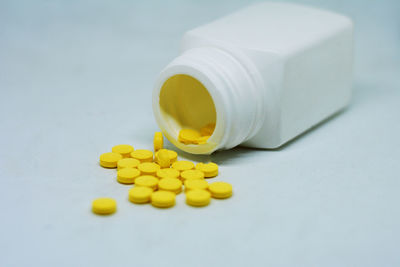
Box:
(0, 0), (399, 266)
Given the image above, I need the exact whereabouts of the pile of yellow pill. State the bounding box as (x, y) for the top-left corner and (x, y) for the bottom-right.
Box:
(92, 132), (232, 215)
(178, 123), (215, 145)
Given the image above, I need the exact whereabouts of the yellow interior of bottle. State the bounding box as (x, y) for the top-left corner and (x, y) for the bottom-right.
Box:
(159, 74), (216, 135)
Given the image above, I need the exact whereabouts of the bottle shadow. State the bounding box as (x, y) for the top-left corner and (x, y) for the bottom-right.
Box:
(158, 81), (367, 165)
(170, 107), (349, 166)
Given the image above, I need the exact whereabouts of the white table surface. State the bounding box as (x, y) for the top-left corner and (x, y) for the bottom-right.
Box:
(1, 0), (399, 266)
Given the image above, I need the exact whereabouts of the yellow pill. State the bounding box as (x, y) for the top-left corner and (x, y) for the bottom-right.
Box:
(92, 198), (117, 215)
(117, 158), (140, 170)
(196, 162), (219, 178)
(153, 132), (163, 152)
(99, 152), (123, 168)
(130, 149), (153, 163)
(151, 191), (176, 208)
(135, 175), (159, 190)
(167, 150), (178, 162)
(200, 123), (216, 136)
(117, 168), (141, 184)
(158, 178), (182, 194)
(138, 162), (160, 176)
(186, 189), (211, 207)
(209, 181), (233, 199)
(184, 179), (209, 191)
(156, 149), (171, 168)
(195, 135), (210, 144)
(181, 169), (204, 182)
(112, 144), (134, 158)
(172, 160), (195, 172)
(178, 128), (201, 144)
(156, 168), (180, 179)
(129, 186), (153, 204)
(156, 149), (178, 163)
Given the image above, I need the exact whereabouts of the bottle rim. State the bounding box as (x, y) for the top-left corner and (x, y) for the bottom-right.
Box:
(153, 63), (227, 155)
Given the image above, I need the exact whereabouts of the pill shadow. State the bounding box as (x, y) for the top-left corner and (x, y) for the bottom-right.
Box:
(173, 146), (262, 166)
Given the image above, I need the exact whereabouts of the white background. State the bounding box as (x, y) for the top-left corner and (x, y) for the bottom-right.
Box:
(1, 0), (399, 266)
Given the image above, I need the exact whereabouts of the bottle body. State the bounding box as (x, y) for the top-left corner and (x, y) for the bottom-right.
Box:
(153, 2), (353, 154)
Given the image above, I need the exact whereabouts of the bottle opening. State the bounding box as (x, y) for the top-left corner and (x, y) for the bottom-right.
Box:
(160, 73), (216, 133)
(153, 46), (265, 154)
(153, 73), (224, 154)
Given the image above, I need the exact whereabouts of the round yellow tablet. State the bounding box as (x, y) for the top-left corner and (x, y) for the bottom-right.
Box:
(99, 152), (123, 168)
(129, 186), (153, 204)
(117, 168), (141, 184)
(156, 149), (171, 168)
(92, 198), (117, 215)
(158, 178), (182, 194)
(195, 135), (210, 144)
(138, 162), (160, 176)
(156, 149), (178, 163)
(151, 191), (176, 208)
(196, 162), (219, 178)
(156, 168), (180, 179)
(130, 149), (153, 163)
(166, 150), (178, 162)
(178, 128), (201, 144)
(209, 181), (233, 199)
(181, 169), (204, 182)
(172, 160), (195, 172)
(117, 158), (140, 170)
(184, 179), (209, 191)
(112, 144), (134, 158)
(186, 189), (211, 207)
(153, 132), (163, 152)
(135, 175), (159, 190)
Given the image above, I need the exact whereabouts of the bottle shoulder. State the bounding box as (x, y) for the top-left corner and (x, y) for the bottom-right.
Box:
(183, 2), (352, 56)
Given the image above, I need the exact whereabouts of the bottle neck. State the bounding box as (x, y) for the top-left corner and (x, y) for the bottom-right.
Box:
(153, 46), (266, 154)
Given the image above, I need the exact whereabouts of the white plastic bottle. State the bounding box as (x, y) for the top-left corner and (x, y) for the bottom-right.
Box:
(152, 2), (353, 154)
